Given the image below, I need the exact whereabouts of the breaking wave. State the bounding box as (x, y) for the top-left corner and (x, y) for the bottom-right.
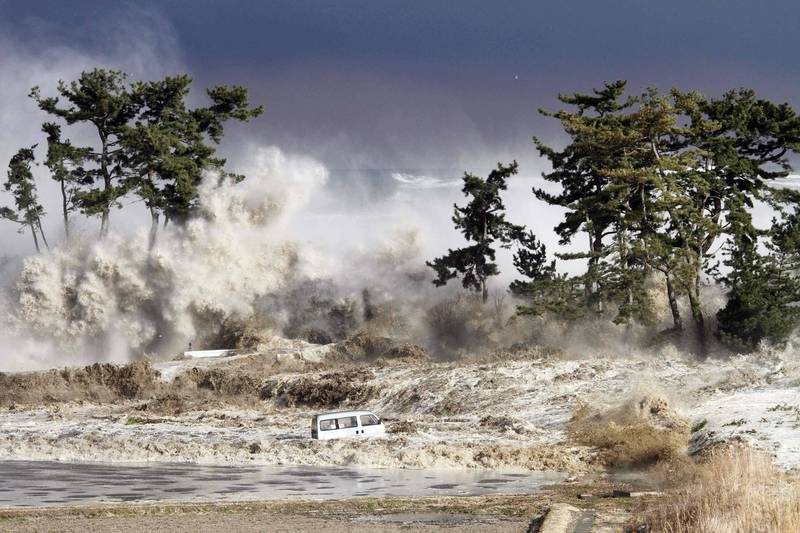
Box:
(0, 147), (328, 371)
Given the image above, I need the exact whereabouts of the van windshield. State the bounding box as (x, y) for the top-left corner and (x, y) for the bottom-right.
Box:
(360, 414), (380, 426)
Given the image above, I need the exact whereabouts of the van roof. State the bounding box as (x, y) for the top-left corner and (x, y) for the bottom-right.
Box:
(314, 410), (376, 418)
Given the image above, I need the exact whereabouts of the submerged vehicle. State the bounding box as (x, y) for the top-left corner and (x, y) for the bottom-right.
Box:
(311, 410), (387, 440)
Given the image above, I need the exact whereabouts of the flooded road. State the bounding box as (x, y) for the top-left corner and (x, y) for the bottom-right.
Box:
(0, 461), (565, 507)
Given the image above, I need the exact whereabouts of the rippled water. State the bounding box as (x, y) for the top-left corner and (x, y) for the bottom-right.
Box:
(0, 461), (565, 507)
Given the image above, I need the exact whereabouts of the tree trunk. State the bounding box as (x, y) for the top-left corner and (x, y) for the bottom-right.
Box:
(36, 219), (49, 251)
(587, 229), (604, 312)
(584, 233), (593, 302)
(99, 132), (111, 239)
(100, 211), (109, 238)
(29, 223), (40, 253)
(480, 211), (488, 304)
(619, 228), (633, 309)
(60, 179), (70, 239)
(687, 276), (707, 355)
(148, 208), (159, 251)
(665, 273), (683, 331)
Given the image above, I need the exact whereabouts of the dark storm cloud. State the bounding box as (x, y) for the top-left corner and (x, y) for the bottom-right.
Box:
(2, 0), (799, 174)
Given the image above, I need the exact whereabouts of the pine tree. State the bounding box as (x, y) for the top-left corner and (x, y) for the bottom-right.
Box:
(670, 89), (800, 348)
(716, 196), (800, 351)
(31, 69), (263, 242)
(30, 69), (137, 238)
(427, 162), (522, 303)
(1, 147), (48, 252)
(122, 75), (263, 248)
(533, 82), (800, 351)
(41, 122), (91, 238)
(533, 81), (638, 311)
(617, 90), (714, 334)
(510, 230), (587, 318)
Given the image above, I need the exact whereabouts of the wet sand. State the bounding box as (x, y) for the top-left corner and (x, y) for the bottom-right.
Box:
(0, 492), (641, 533)
(0, 483), (646, 532)
(0, 495), (546, 533)
(0, 511), (532, 533)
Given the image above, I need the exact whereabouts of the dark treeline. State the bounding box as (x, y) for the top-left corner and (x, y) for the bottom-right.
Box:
(1, 68), (262, 250)
(429, 81), (800, 354)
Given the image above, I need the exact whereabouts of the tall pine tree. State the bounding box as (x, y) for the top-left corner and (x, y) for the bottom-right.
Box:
(533, 81), (638, 312)
(31, 69), (136, 238)
(1, 147), (48, 252)
(427, 162), (522, 303)
(41, 122), (91, 238)
(122, 75), (263, 248)
(31, 69), (263, 242)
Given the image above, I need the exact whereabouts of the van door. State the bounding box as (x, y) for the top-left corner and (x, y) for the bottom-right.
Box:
(318, 417), (338, 440)
(359, 413), (384, 437)
(336, 415), (360, 438)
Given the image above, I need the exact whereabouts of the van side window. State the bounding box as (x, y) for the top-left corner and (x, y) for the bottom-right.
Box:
(337, 416), (358, 428)
(319, 419), (337, 431)
(360, 414), (380, 426)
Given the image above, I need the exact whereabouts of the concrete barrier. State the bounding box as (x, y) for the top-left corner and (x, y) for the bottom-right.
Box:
(182, 349), (235, 359)
(538, 503), (582, 533)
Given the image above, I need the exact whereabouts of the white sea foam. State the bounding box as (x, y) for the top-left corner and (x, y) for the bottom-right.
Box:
(0, 147), (328, 371)
(1, 350), (797, 471)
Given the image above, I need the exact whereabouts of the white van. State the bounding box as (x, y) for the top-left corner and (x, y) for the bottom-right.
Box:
(311, 410), (387, 440)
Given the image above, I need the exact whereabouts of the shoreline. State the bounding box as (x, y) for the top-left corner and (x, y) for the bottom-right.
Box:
(0, 489), (640, 532)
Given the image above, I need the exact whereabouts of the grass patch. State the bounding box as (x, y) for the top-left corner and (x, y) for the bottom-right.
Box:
(633, 447), (800, 532)
(691, 419), (708, 433)
(124, 416), (167, 425)
(0, 494), (550, 521)
(567, 396), (690, 469)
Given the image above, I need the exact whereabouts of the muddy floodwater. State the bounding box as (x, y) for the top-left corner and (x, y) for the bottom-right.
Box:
(0, 461), (565, 507)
